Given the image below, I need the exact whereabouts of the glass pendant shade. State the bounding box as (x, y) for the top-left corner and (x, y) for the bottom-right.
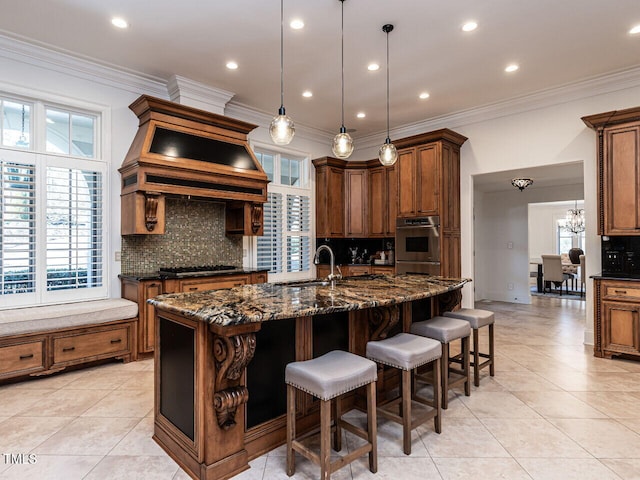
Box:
(379, 138), (397, 166)
(269, 107), (295, 145)
(332, 126), (354, 159)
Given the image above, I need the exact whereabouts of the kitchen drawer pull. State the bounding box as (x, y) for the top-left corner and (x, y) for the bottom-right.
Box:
(110, 338), (122, 344)
(149, 283), (160, 287)
(19, 353), (34, 360)
(62, 346), (75, 352)
(189, 287), (198, 291)
(233, 283), (243, 287)
(614, 290), (628, 294)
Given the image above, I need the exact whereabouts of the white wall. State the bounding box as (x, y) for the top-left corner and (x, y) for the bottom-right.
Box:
(528, 200), (585, 261)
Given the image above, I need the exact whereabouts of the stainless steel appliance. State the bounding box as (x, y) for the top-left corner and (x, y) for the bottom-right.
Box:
(395, 216), (441, 275)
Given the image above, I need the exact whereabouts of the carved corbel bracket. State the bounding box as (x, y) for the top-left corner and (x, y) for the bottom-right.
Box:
(368, 305), (400, 341)
(251, 203), (263, 234)
(212, 333), (256, 429)
(436, 289), (462, 315)
(144, 192), (162, 231)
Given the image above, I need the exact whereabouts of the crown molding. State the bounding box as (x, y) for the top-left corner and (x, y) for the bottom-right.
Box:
(357, 65), (640, 150)
(167, 75), (235, 115)
(0, 32), (167, 98)
(225, 101), (334, 144)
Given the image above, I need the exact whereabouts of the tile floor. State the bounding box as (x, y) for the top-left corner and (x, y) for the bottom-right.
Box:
(2, 296), (640, 479)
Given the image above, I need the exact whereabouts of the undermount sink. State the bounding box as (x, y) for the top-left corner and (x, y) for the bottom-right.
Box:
(286, 280), (331, 288)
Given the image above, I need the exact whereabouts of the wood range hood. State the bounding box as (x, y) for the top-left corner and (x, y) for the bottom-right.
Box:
(119, 95), (269, 236)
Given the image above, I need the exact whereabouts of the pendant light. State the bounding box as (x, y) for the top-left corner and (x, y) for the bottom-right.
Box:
(563, 200), (585, 235)
(378, 24), (397, 166)
(332, 0), (354, 159)
(269, 0), (295, 145)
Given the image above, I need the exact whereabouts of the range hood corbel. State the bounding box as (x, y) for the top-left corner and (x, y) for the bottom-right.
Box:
(119, 95), (269, 236)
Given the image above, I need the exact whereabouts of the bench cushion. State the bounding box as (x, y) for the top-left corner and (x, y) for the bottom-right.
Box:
(443, 308), (495, 329)
(410, 316), (471, 343)
(0, 299), (138, 337)
(366, 333), (441, 371)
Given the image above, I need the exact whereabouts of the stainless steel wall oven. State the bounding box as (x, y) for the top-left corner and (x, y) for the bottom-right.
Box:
(395, 216), (440, 275)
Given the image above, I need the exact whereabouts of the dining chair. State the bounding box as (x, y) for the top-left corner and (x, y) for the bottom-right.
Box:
(541, 254), (572, 295)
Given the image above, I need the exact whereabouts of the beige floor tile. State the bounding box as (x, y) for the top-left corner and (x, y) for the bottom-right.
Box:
(493, 371), (562, 392)
(12, 388), (111, 417)
(481, 418), (590, 458)
(540, 370), (607, 391)
(422, 420), (510, 458)
(109, 417), (167, 456)
(459, 391), (540, 419)
(6, 369), (89, 390)
(513, 391), (607, 419)
(263, 453), (354, 480)
(550, 418), (640, 458)
(433, 457), (532, 480)
(116, 370), (154, 390)
(84, 455), (179, 480)
(172, 468), (194, 480)
(118, 358), (154, 371)
(345, 415), (430, 458)
(0, 388), (57, 416)
(0, 454), (102, 480)
(225, 456), (267, 480)
(600, 459), (640, 480)
(614, 359), (640, 373)
(33, 417), (138, 455)
(64, 371), (134, 390)
(617, 418), (640, 434)
(0, 416), (72, 452)
(352, 455), (442, 479)
(517, 457), (623, 480)
(81, 388), (153, 418)
(569, 391), (640, 418)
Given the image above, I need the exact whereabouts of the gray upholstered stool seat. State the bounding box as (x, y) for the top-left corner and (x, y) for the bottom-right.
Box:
(285, 350), (377, 479)
(444, 308), (495, 386)
(366, 333), (442, 455)
(410, 316), (471, 409)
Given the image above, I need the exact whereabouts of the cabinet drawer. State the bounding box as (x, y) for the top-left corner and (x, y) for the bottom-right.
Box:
(0, 341), (45, 376)
(372, 266), (395, 275)
(346, 266), (371, 276)
(180, 276), (248, 292)
(53, 327), (130, 365)
(602, 282), (640, 301)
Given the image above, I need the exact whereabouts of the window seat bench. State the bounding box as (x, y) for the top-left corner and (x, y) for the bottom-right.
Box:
(0, 299), (138, 383)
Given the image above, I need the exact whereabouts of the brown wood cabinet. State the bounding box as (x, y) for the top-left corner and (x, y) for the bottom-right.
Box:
(368, 166), (396, 237)
(594, 278), (640, 359)
(121, 272), (266, 354)
(314, 158), (345, 238)
(345, 265), (371, 276)
(344, 168), (368, 237)
(583, 107), (640, 235)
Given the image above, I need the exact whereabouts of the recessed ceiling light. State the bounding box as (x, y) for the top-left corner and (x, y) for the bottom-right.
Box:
(290, 19), (304, 30)
(302, 90), (313, 98)
(111, 17), (128, 29)
(505, 63), (519, 73)
(419, 92), (430, 99)
(226, 61), (238, 70)
(462, 21), (477, 32)
(356, 112), (366, 118)
(368, 63), (380, 71)
(630, 24), (640, 34)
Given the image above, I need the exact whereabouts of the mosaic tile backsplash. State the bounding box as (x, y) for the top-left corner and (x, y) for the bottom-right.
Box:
(121, 198), (243, 274)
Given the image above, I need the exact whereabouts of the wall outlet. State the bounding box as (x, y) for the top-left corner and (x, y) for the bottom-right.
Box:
(507, 283), (514, 290)
(115, 251), (121, 262)
(507, 241), (513, 249)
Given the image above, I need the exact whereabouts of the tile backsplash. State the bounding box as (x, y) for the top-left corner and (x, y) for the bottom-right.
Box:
(121, 198), (242, 274)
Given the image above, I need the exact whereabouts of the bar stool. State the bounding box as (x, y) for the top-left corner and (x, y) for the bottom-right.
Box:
(285, 350), (377, 480)
(366, 333), (442, 455)
(444, 308), (495, 387)
(410, 316), (471, 409)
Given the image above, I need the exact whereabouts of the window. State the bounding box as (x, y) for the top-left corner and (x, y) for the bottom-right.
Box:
(556, 219), (585, 255)
(0, 95), (104, 307)
(254, 149), (311, 281)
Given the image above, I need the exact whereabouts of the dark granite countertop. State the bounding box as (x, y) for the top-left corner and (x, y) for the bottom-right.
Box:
(592, 274), (640, 281)
(119, 268), (268, 281)
(148, 274), (469, 327)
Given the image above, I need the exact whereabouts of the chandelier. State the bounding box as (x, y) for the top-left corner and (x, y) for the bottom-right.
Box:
(511, 178), (533, 191)
(563, 200), (585, 234)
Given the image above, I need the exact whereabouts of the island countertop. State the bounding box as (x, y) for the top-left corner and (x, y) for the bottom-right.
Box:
(148, 274), (469, 327)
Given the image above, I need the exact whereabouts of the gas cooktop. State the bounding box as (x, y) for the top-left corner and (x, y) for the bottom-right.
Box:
(158, 265), (240, 277)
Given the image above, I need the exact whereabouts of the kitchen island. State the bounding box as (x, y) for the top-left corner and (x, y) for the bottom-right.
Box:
(149, 274), (468, 480)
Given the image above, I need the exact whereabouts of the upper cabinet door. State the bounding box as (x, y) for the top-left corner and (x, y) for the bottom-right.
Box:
(397, 148), (417, 217)
(604, 124), (640, 235)
(315, 164), (345, 237)
(368, 167), (386, 237)
(415, 144), (439, 216)
(344, 169), (368, 237)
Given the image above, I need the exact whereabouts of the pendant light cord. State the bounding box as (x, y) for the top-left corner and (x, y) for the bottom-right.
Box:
(340, 0), (345, 128)
(280, 0), (284, 109)
(385, 27), (390, 140)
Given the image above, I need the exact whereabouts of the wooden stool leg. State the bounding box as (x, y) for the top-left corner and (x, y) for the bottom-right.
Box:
(489, 323), (495, 377)
(463, 336), (471, 396)
(320, 399), (331, 480)
(402, 369), (412, 455)
(333, 393), (342, 452)
(286, 384), (296, 476)
(433, 357), (442, 434)
(367, 381), (378, 473)
(441, 342), (449, 409)
(473, 328), (480, 387)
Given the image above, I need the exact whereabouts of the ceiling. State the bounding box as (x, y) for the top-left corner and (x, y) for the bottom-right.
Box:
(0, 0), (639, 139)
(474, 162), (584, 193)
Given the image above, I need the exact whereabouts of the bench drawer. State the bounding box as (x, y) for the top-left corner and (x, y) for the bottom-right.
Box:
(0, 341), (45, 376)
(53, 326), (130, 365)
